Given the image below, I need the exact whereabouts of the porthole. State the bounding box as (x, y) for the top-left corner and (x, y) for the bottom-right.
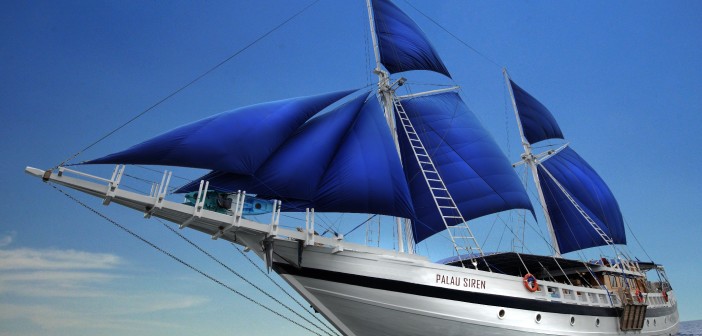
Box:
(646, 319), (650, 327)
(498, 309), (506, 319)
(654, 319), (657, 326)
(535, 313), (542, 323)
(596, 318), (600, 327)
(570, 316), (575, 326)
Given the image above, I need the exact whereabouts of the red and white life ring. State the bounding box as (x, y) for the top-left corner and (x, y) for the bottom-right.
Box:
(523, 273), (539, 292)
(635, 289), (644, 303)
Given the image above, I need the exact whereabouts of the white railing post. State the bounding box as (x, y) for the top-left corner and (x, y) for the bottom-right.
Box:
(305, 208), (315, 246)
(103, 165), (125, 205)
(144, 170), (171, 218)
(269, 200), (281, 237)
(181, 180), (208, 229)
(212, 190), (246, 240)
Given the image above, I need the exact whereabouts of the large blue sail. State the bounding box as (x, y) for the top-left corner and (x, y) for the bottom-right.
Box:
(397, 92), (534, 242)
(537, 146), (626, 254)
(371, 0), (451, 78)
(176, 93), (416, 219)
(510, 79), (564, 144)
(85, 89), (356, 174)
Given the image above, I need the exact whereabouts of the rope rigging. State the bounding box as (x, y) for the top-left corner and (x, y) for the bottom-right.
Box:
(400, 0), (502, 69)
(55, 0), (321, 170)
(157, 219), (339, 336)
(50, 184), (336, 336)
(230, 243), (340, 336)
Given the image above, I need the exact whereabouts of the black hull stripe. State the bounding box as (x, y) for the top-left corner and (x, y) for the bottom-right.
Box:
(274, 263), (676, 318)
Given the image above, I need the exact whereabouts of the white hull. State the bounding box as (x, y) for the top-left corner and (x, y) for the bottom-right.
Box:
(26, 166), (680, 336)
(262, 239), (679, 336)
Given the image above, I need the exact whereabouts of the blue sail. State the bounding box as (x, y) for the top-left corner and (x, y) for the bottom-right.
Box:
(510, 79), (564, 144)
(397, 92), (534, 242)
(537, 146), (626, 254)
(371, 0), (451, 78)
(176, 93), (416, 219)
(85, 89), (356, 174)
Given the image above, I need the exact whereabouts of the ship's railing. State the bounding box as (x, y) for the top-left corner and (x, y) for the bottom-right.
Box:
(534, 281), (620, 308)
(28, 165), (433, 260)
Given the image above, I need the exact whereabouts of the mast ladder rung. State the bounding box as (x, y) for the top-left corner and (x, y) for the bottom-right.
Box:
(392, 96), (486, 266)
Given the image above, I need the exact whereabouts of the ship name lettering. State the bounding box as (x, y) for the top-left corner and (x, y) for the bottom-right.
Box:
(435, 274), (486, 289)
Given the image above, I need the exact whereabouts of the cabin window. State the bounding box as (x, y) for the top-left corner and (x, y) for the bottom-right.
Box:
(577, 291), (586, 302)
(561, 288), (575, 300)
(535, 314), (542, 323)
(570, 316), (575, 325)
(548, 287), (560, 298)
(588, 293), (598, 303)
(498, 309), (505, 319)
(596, 318), (600, 327)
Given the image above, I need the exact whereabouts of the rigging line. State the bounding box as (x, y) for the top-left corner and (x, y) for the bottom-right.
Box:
(497, 216), (535, 256)
(155, 219), (337, 336)
(157, 219), (338, 335)
(495, 220), (508, 252)
(49, 184), (325, 336)
(344, 214), (378, 236)
(230, 243), (340, 336)
(400, 0), (502, 69)
(480, 214), (499, 250)
(133, 165), (194, 183)
(622, 217), (654, 263)
(54, 0), (321, 170)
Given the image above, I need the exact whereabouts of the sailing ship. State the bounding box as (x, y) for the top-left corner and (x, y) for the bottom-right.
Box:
(25, 0), (678, 335)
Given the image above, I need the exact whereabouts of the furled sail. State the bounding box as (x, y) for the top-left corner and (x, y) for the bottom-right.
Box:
(175, 92), (416, 219)
(397, 92), (534, 242)
(509, 79), (564, 144)
(85, 89), (356, 174)
(370, 0), (451, 78)
(537, 146), (626, 254)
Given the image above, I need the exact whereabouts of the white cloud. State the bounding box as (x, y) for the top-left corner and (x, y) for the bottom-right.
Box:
(0, 248), (123, 298)
(129, 294), (210, 313)
(0, 270), (119, 297)
(0, 247), (209, 334)
(0, 231), (16, 247)
(0, 248), (122, 270)
(0, 303), (183, 331)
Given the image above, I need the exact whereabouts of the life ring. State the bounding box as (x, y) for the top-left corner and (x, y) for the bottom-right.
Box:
(635, 289), (644, 303)
(662, 290), (669, 302)
(523, 273), (539, 292)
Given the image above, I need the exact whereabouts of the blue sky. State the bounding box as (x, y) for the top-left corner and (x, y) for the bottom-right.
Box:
(2, 0), (702, 334)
